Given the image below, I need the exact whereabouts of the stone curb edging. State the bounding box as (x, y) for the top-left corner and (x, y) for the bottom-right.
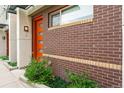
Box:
(19, 75), (50, 88)
(3, 62), (18, 71)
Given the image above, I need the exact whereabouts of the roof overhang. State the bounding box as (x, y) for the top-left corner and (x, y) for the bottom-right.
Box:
(27, 5), (51, 16)
(7, 5), (51, 16)
(7, 5), (32, 14)
(0, 24), (7, 29)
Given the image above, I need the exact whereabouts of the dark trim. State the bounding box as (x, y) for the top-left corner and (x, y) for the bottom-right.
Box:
(9, 5), (29, 10)
(7, 5), (32, 14)
(0, 24), (8, 28)
(7, 10), (16, 14)
(25, 5), (33, 10)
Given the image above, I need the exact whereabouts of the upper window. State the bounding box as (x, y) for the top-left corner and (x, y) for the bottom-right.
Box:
(49, 5), (93, 27)
(51, 13), (60, 26)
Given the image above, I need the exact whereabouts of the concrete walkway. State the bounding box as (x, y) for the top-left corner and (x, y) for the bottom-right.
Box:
(0, 61), (32, 88)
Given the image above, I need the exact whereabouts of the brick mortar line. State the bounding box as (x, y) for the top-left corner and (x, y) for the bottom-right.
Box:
(43, 53), (121, 70)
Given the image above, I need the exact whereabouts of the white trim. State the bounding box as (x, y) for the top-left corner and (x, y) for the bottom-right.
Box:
(122, 5), (124, 88)
(49, 5), (93, 28)
(26, 5), (45, 16)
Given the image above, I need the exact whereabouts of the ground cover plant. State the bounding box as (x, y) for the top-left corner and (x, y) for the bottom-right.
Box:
(0, 56), (9, 60)
(66, 70), (99, 88)
(25, 59), (99, 88)
(8, 62), (17, 67)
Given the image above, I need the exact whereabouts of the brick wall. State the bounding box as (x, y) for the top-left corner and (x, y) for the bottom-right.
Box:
(34, 5), (122, 87)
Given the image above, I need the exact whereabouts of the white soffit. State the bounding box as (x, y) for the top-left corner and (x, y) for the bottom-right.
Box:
(27, 5), (45, 16)
(26, 5), (51, 16)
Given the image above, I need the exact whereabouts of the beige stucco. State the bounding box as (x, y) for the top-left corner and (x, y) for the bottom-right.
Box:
(8, 13), (17, 62)
(0, 30), (6, 56)
(17, 8), (32, 68)
(27, 5), (45, 16)
(0, 6), (8, 25)
(0, 6), (8, 57)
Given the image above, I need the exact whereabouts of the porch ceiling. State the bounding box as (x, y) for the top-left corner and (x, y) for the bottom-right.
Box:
(9, 5), (29, 10)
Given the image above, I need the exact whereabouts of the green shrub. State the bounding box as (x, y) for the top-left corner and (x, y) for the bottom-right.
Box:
(24, 59), (54, 85)
(25, 59), (99, 88)
(0, 56), (9, 60)
(66, 71), (99, 88)
(47, 76), (68, 88)
(8, 62), (17, 67)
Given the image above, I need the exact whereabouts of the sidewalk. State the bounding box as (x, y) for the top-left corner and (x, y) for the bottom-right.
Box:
(0, 61), (32, 88)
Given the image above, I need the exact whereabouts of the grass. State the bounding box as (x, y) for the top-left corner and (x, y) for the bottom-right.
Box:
(0, 56), (9, 60)
(8, 62), (17, 67)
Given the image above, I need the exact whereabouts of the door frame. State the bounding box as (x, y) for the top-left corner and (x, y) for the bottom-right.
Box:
(32, 15), (43, 59)
(6, 31), (9, 56)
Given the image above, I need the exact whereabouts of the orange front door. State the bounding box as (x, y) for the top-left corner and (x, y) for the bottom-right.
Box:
(33, 16), (43, 61)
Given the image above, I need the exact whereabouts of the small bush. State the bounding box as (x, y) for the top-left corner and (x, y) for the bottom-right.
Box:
(24, 59), (54, 85)
(66, 71), (99, 88)
(8, 62), (17, 67)
(48, 76), (68, 88)
(0, 56), (9, 60)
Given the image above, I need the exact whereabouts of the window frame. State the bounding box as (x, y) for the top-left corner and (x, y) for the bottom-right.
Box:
(49, 5), (93, 28)
(49, 10), (60, 27)
(49, 11), (60, 27)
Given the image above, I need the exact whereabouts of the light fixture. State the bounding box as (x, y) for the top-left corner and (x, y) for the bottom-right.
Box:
(24, 26), (29, 32)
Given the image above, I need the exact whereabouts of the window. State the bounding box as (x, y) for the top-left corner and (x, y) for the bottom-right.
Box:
(49, 5), (93, 27)
(51, 13), (60, 26)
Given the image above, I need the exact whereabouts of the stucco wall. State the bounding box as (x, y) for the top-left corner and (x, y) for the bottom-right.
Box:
(8, 13), (17, 62)
(17, 8), (32, 68)
(0, 5), (8, 25)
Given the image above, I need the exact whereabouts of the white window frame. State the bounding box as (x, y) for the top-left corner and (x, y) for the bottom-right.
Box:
(49, 5), (93, 28)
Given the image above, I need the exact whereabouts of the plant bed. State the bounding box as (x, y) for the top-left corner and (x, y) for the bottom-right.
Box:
(8, 62), (17, 67)
(23, 59), (100, 88)
(3, 62), (17, 71)
(47, 76), (69, 88)
(20, 75), (49, 88)
(0, 56), (9, 60)
(65, 70), (100, 88)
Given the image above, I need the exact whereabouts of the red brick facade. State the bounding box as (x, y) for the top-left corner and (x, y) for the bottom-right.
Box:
(33, 5), (122, 87)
